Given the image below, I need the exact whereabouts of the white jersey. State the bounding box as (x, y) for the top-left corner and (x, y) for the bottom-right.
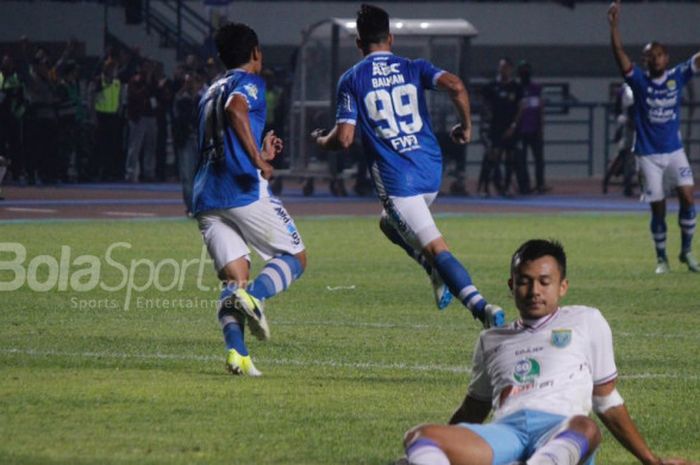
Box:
(468, 305), (617, 420)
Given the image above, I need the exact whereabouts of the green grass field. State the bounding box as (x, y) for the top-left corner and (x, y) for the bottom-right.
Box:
(1, 213), (699, 464)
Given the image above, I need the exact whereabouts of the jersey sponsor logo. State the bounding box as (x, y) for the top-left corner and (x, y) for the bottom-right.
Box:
(390, 134), (420, 153)
(679, 166), (693, 178)
(551, 329), (572, 348)
(243, 83), (259, 100)
(372, 61), (401, 76)
(513, 357), (540, 383)
(275, 206), (301, 245)
(371, 61), (406, 88)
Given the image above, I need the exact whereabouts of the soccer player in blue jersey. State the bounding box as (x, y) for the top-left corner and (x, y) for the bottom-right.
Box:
(312, 4), (504, 328)
(193, 23), (307, 376)
(609, 1), (700, 274)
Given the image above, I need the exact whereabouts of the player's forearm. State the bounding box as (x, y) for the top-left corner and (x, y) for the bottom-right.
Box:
(316, 125), (352, 151)
(597, 405), (660, 465)
(610, 26), (632, 75)
(230, 110), (270, 171)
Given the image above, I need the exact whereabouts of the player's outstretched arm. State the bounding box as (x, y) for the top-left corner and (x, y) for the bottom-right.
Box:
(608, 1), (633, 75)
(437, 72), (472, 144)
(312, 123), (356, 151)
(227, 94), (274, 179)
(594, 381), (696, 465)
(448, 394), (491, 425)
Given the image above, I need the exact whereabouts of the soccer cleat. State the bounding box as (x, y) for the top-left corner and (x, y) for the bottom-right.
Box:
(430, 268), (453, 310)
(232, 288), (270, 341)
(226, 349), (262, 377)
(679, 251), (700, 272)
(480, 304), (506, 329)
(655, 258), (670, 274)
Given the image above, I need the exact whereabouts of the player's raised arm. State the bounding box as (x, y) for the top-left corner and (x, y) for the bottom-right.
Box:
(608, 1), (633, 75)
(227, 93), (274, 179)
(436, 72), (472, 144)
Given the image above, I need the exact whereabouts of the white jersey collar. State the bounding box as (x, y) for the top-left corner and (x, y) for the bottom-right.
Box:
(518, 308), (560, 330)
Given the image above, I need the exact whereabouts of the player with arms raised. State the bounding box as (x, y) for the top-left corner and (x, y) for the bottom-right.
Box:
(313, 4), (504, 328)
(609, 0), (700, 274)
(193, 23), (307, 376)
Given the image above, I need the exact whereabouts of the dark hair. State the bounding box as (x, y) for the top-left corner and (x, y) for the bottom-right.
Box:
(643, 41), (668, 55)
(356, 4), (390, 47)
(215, 22), (259, 69)
(510, 239), (567, 279)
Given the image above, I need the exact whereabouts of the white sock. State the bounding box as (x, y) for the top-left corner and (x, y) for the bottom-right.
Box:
(527, 431), (589, 465)
(406, 438), (450, 465)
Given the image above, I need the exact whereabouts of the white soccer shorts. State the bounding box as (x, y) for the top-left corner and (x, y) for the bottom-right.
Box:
(197, 197), (305, 272)
(381, 192), (442, 249)
(637, 149), (695, 203)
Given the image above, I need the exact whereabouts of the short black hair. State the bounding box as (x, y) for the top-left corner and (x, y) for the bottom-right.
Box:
(510, 239), (567, 279)
(643, 41), (668, 55)
(356, 4), (390, 47)
(215, 22), (259, 69)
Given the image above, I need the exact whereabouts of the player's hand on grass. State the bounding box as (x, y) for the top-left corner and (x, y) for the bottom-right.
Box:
(659, 458), (700, 465)
(262, 130), (283, 161)
(450, 122), (471, 144)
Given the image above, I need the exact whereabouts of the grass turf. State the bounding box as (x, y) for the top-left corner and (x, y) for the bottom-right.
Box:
(1, 213), (699, 464)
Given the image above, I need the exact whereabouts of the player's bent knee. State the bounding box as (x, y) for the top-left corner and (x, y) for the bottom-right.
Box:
(422, 237), (448, 259)
(403, 423), (438, 448)
(568, 415), (601, 448)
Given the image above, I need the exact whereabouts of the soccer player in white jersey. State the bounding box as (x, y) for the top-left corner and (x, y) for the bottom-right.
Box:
(193, 23), (307, 376)
(400, 240), (695, 465)
(609, 0), (700, 274)
(313, 4), (504, 328)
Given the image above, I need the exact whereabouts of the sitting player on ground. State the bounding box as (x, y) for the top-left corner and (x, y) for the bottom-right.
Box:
(401, 239), (696, 465)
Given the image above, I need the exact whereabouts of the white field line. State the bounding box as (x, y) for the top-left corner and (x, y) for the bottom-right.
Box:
(1, 348), (698, 380)
(4, 207), (58, 213)
(103, 211), (156, 217)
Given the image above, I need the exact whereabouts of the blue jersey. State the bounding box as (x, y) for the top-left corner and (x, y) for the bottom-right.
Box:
(335, 52), (445, 197)
(625, 58), (697, 155)
(192, 69), (268, 214)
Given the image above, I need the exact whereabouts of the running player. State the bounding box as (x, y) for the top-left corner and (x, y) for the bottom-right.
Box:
(609, 0), (700, 274)
(401, 239), (695, 465)
(193, 23), (307, 376)
(312, 4), (504, 328)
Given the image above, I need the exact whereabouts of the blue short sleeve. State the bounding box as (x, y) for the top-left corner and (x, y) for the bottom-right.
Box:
(335, 73), (357, 125)
(413, 59), (445, 90)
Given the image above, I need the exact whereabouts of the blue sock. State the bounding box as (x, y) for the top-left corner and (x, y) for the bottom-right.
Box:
(651, 214), (667, 260)
(405, 438), (450, 465)
(221, 322), (248, 355)
(679, 205), (696, 253)
(247, 254), (304, 301)
(433, 251), (486, 315)
(554, 431), (590, 458)
(218, 283), (248, 355)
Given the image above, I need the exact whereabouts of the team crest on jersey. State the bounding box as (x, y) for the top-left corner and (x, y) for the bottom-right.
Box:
(666, 80), (677, 91)
(551, 329), (572, 348)
(513, 358), (540, 383)
(243, 83), (259, 100)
